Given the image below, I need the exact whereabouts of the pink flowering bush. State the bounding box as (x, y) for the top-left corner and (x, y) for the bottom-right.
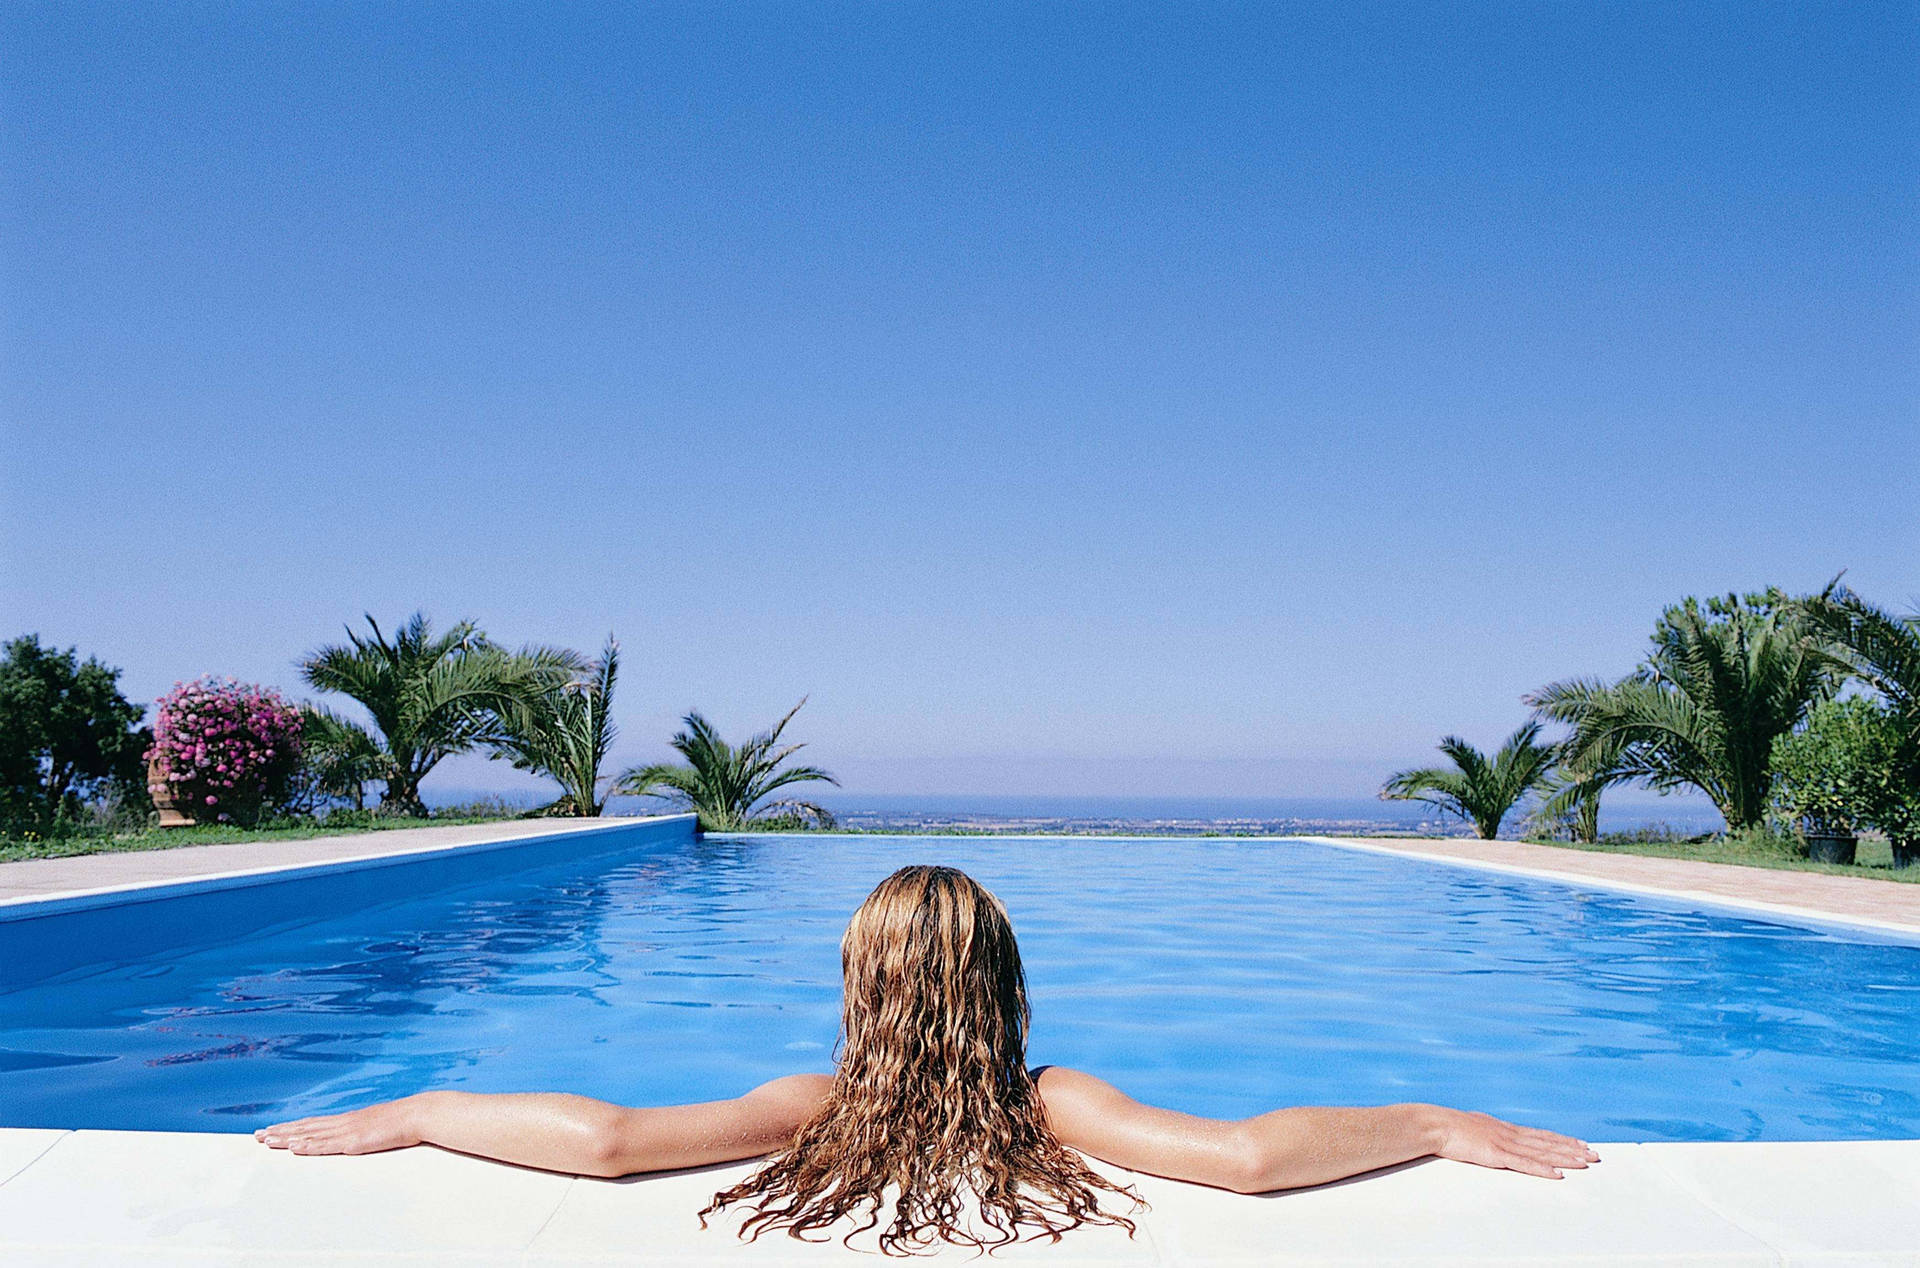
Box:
(148, 677), (304, 825)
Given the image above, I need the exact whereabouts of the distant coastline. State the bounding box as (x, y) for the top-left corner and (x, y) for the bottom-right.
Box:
(423, 790), (1725, 838)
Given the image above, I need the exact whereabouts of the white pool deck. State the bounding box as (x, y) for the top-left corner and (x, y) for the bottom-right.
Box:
(3, 820), (1917, 1265)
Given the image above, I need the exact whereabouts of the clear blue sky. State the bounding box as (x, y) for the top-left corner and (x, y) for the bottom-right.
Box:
(3, 3), (1914, 799)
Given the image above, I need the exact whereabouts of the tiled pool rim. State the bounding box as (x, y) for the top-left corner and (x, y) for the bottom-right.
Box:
(0, 814), (697, 915)
(2, 819), (1916, 1264)
(0, 814), (701, 985)
(3, 817), (1916, 995)
(4, 818), (1915, 936)
(1306, 834), (1920, 942)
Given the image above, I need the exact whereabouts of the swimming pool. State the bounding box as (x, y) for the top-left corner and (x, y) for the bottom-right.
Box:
(3, 829), (1916, 1141)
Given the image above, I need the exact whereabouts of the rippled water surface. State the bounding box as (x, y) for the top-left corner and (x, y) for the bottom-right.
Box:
(4, 834), (1917, 1139)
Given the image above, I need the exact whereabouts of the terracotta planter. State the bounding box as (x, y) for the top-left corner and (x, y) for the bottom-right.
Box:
(147, 756), (195, 828)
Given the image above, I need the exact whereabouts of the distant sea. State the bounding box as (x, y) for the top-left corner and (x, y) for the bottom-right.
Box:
(426, 789), (1724, 836)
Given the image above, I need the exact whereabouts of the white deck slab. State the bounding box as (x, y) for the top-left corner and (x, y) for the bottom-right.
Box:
(0, 816), (680, 905)
(1304, 836), (1920, 936)
(1, 1129), (1916, 1265)
(0, 1129), (572, 1264)
(526, 1161), (1160, 1263)
(1143, 1143), (1781, 1266)
(1635, 1141), (1920, 1266)
(0, 1128), (66, 1186)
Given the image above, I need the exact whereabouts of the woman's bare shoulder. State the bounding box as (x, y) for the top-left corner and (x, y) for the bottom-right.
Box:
(1033, 1065), (1135, 1114)
(744, 1072), (834, 1113)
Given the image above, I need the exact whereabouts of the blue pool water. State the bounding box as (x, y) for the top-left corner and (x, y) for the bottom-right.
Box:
(2, 831), (1917, 1140)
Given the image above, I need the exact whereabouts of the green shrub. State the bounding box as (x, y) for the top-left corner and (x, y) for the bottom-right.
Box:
(1720, 823), (1805, 859)
(428, 795), (532, 820)
(1597, 823), (1711, 846)
(1772, 697), (1913, 841)
(319, 807), (380, 830)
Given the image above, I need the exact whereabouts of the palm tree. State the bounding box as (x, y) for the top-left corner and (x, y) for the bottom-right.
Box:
(1527, 594), (1837, 832)
(1524, 732), (1626, 843)
(1796, 581), (1920, 736)
(616, 698), (838, 832)
(489, 636), (620, 817)
(300, 614), (579, 817)
(296, 705), (385, 811)
(1380, 722), (1558, 839)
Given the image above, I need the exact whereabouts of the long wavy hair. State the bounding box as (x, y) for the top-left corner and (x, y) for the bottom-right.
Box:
(702, 865), (1140, 1254)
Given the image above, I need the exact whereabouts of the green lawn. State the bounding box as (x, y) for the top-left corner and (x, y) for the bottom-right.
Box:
(0, 815), (520, 865)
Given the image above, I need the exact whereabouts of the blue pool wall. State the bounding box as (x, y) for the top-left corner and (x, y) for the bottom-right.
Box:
(0, 815), (698, 990)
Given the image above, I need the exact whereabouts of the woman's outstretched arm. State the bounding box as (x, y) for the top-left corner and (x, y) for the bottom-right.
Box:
(1036, 1066), (1598, 1194)
(254, 1074), (832, 1178)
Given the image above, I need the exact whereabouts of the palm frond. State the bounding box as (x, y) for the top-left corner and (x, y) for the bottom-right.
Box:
(1525, 593), (1834, 830)
(1799, 583), (1920, 722)
(488, 636), (620, 815)
(614, 699), (835, 833)
(299, 613), (574, 815)
(1381, 722), (1554, 838)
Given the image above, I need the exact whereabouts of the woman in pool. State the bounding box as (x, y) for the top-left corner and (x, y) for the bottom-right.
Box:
(257, 865), (1596, 1252)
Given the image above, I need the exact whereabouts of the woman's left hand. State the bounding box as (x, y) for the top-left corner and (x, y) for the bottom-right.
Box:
(1431, 1108), (1599, 1179)
(255, 1097), (423, 1156)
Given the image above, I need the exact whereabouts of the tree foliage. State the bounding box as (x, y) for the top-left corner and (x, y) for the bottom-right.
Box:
(489, 636), (621, 816)
(1770, 696), (1912, 839)
(289, 705), (386, 813)
(0, 634), (150, 831)
(616, 698), (838, 832)
(1525, 756), (1603, 843)
(299, 614), (579, 817)
(1528, 594), (1838, 831)
(1797, 581), (1920, 731)
(1380, 722), (1557, 839)
(1782, 584), (1920, 859)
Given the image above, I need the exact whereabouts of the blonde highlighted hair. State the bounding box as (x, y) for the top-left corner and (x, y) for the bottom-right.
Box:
(703, 865), (1139, 1254)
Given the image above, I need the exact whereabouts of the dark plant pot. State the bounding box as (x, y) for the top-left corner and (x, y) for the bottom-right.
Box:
(1892, 840), (1918, 870)
(1805, 832), (1857, 865)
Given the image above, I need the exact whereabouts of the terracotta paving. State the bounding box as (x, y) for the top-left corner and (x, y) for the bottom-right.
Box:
(1319, 835), (1920, 932)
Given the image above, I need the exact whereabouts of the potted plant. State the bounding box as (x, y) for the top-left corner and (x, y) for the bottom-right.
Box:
(147, 677), (305, 828)
(1771, 699), (1885, 865)
(1846, 708), (1920, 869)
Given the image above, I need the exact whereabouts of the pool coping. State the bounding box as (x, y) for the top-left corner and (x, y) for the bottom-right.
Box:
(0, 1129), (1914, 1264)
(7, 821), (1913, 938)
(0, 814), (697, 915)
(1298, 834), (1920, 940)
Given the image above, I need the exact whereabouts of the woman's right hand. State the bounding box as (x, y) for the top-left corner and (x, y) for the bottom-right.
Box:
(1429, 1107), (1599, 1179)
(255, 1095), (425, 1156)
(253, 1079), (830, 1177)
